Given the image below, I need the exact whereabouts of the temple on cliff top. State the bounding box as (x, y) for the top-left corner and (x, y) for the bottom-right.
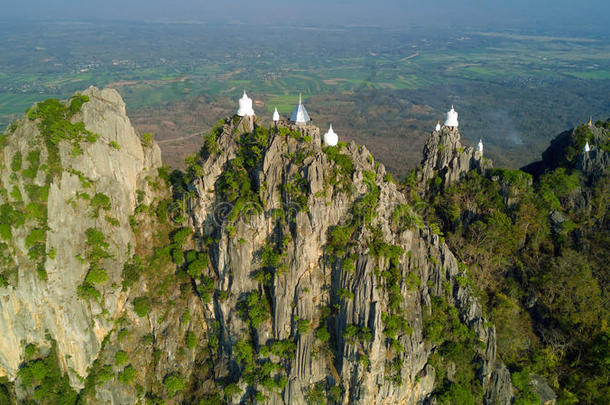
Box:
(236, 90), (255, 117)
(290, 94), (311, 125)
(323, 124), (339, 146)
(234, 91), (342, 146)
(444, 105), (459, 127)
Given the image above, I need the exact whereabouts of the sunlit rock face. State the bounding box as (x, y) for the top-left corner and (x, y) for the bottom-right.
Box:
(419, 123), (491, 193)
(0, 86), (160, 387)
(186, 117), (509, 404)
(0, 89), (512, 404)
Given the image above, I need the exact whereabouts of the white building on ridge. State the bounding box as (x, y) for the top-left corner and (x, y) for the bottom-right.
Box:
(323, 124), (339, 146)
(272, 107), (280, 122)
(444, 105), (459, 128)
(237, 90), (255, 117)
(291, 94), (310, 125)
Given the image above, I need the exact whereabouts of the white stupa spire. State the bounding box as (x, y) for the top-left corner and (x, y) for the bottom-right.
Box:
(291, 93), (310, 125)
(323, 124), (339, 146)
(272, 107), (280, 122)
(444, 105), (459, 127)
(435, 121), (441, 131)
(584, 141), (590, 153)
(236, 90), (255, 117)
(478, 139), (484, 153)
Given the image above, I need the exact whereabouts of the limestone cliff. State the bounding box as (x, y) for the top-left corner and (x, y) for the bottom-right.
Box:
(419, 125), (491, 193)
(182, 116), (512, 404)
(0, 86), (164, 386)
(0, 89), (512, 404)
(523, 121), (610, 180)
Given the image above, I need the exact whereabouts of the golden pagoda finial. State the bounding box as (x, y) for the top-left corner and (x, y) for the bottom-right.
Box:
(588, 116), (593, 128)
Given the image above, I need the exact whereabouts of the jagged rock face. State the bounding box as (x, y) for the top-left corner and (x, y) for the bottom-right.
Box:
(0, 87), (161, 386)
(187, 118), (511, 404)
(529, 375), (557, 405)
(524, 123), (609, 178)
(0, 89), (514, 404)
(419, 126), (491, 192)
(577, 147), (609, 179)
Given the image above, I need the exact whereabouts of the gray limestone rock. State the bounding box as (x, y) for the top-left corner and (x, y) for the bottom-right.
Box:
(0, 89), (514, 404)
(484, 363), (514, 405)
(577, 147), (609, 179)
(0, 87), (160, 387)
(420, 126), (492, 193)
(183, 117), (511, 404)
(530, 374), (556, 405)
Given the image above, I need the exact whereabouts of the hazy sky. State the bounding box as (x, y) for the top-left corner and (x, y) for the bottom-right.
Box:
(3, 0), (610, 30)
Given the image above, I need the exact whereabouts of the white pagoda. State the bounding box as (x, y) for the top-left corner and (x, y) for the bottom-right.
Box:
(584, 141), (590, 153)
(290, 94), (310, 125)
(478, 139), (484, 153)
(236, 90), (255, 117)
(272, 107), (280, 122)
(435, 121), (441, 131)
(444, 105), (459, 127)
(323, 124), (339, 146)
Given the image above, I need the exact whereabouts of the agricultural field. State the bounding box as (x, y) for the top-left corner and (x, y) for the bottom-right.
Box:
(1, 21), (609, 174)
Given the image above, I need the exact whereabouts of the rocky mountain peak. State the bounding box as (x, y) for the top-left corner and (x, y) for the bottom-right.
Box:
(419, 125), (491, 193)
(0, 87), (162, 388)
(523, 120), (610, 179)
(177, 115), (512, 404)
(0, 89), (513, 404)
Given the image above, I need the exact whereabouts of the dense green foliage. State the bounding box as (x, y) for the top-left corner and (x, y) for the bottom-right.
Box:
(26, 94), (96, 179)
(1, 89), (607, 405)
(91, 192), (111, 215)
(214, 126), (272, 228)
(23, 150), (41, 180)
(323, 144), (354, 178)
(254, 238), (289, 285)
(133, 297), (152, 317)
(186, 250), (209, 278)
(141, 132), (154, 147)
(115, 350), (128, 366)
(323, 144), (355, 192)
(15, 342), (78, 404)
(11, 151), (22, 172)
(424, 297), (484, 403)
(231, 336), (291, 401)
(164, 372), (187, 397)
(423, 156), (609, 403)
(238, 290), (270, 329)
(121, 255), (144, 290)
(77, 228), (112, 301)
(168, 226), (193, 265)
(201, 119), (225, 157)
(118, 365), (137, 385)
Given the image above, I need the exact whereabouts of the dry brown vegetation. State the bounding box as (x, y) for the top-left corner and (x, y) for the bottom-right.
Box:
(129, 97), (233, 169)
(129, 93), (437, 176)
